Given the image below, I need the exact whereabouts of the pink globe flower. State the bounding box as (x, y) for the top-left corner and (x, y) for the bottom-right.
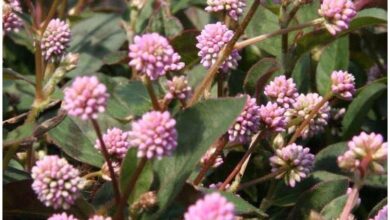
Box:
(62, 76), (109, 120)
(338, 132), (387, 175)
(88, 215), (112, 220)
(129, 111), (177, 159)
(128, 33), (185, 80)
(95, 128), (130, 160)
(370, 205), (387, 220)
(164, 75), (192, 101)
(259, 102), (287, 132)
(3, 0), (23, 34)
(264, 75), (299, 109)
(318, 0), (356, 35)
(331, 70), (356, 100)
(228, 95), (261, 144)
(184, 193), (235, 220)
(31, 156), (83, 209)
(200, 147), (224, 168)
(205, 0), (246, 21)
(196, 22), (241, 73)
(41, 18), (71, 61)
(48, 213), (78, 220)
(285, 93), (331, 139)
(270, 143), (315, 187)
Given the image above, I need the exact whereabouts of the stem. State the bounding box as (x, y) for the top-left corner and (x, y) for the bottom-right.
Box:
(34, 42), (44, 102)
(259, 180), (277, 218)
(82, 171), (102, 179)
(188, 0), (261, 106)
(218, 131), (265, 190)
(114, 157), (147, 220)
(193, 135), (228, 185)
(234, 18), (324, 50)
(236, 170), (283, 191)
(228, 151), (252, 192)
(142, 76), (161, 111)
(339, 184), (359, 220)
(41, 0), (60, 32)
(91, 119), (121, 204)
(287, 92), (333, 145)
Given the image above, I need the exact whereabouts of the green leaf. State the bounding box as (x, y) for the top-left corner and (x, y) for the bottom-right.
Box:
(368, 198), (387, 218)
(316, 36), (349, 95)
(3, 79), (35, 111)
(120, 149), (154, 204)
(292, 52), (311, 93)
(4, 160), (30, 184)
(92, 182), (115, 209)
(68, 13), (126, 77)
(287, 179), (348, 219)
(320, 195), (347, 220)
(341, 82), (386, 138)
(146, 10), (183, 38)
(148, 97), (246, 219)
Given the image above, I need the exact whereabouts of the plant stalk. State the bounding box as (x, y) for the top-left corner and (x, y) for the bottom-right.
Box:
(236, 170), (283, 191)
(142, 76), (161, 111)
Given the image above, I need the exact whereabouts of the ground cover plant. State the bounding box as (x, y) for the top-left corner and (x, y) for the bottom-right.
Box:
(2, 0), (388, 219)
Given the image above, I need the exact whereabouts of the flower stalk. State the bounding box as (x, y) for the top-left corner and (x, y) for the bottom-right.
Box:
(142, 76), (161, 111)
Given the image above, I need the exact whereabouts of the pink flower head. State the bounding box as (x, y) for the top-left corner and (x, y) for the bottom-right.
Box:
(95, 128), (130, 159)
(318, 0), (356, 35)
(129, 111), (178, 159)
(184, 193), (235, 220)
(338, 132), (387, 175)
(196, 22), (241, 73)
(264, 75), (299, 109)
(205, 0), (246, 21)
(48, 213), (78, 220)
(31, 156), (83, 210)
(62, 76), (109, 120)
(331, 70), (356, 100)
(41, 18), (71, 61)
(128, 33), (185, 80)
(285, 93), (331, 139)
(200, 147), (224, 168)
(88, 215), (112, 220)
(3, 0), (23, 34)
(228, 95), (261, 144)
(270, 143), (315, 187)
(259, 102), (287, 132)
(370, 205), (388, 220)
(164, 75), (192, 101)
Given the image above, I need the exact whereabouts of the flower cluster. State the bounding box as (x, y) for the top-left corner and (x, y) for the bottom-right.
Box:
(331, 70), (356, 100)
(95, 128), (130, 160)
(318, 0), (357, 35)
(184, 193), (235, 220)
(264, 75), (299, 109)
(31, 156), (83, 209)
(338, 132), (387, 175)
(196, 22), (241, 73)
(48, 213), (78, 220)
(370, 205), (387, 220)
(128, 33), (185, 80)
(270, 143), (315, 187)
(285, 93), (331, 139)
(205, 0), (246, 21)
(129, 111), (178, 159)
(3, 0), (23, 34)
(41, 19), (71, 61)
(62, 76), (109, 120)
(259, 102), (287, 132)
(164, 75), (192, 101)
(200, 147), (224, 168)
(228, 95), (261, 143)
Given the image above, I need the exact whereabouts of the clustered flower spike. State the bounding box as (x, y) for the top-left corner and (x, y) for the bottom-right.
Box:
(3, 0), (23, 34)
(95, 128), (130, 159)
(41, 18), (71, 61)
(331, 70), (356, 100)
(338, 132), (387, 175)
(264, 75), (299, 109)
(31, 156), (83, 209)
(285, 93), (331, 139)
(370, 205), (387, 220)
(205, 0), (246, 21)
(164, 75), (192, 101)
(129, 111), (177, 159)
(259, 102), (287, 132)
(318, 0), (356, 35)
(270, 143), (315, 187)
(128, 33), (185, 80)
(200, 147), (224, 168)
(196, 22), (241, 73)
(184, 193), (235, 220)
(48, 213), (78, 220)
(62, 76), (109, 120)
(228, 95), (261, 144)
(88, 215), (112, 220)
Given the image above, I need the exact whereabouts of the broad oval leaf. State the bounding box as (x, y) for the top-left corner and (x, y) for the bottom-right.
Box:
(320, 195), (347, 220)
